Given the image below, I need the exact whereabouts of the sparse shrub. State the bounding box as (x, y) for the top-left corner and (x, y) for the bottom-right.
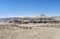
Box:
(29, 27), (32, 29)
(19, 26), (32, 29)
(38, 33), (40, 35)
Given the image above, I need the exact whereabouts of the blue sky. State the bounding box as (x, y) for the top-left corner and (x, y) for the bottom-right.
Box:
(0, 0), (60, 18)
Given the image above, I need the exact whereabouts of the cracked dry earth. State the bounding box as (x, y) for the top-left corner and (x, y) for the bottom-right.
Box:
(0, 25), (60, 39)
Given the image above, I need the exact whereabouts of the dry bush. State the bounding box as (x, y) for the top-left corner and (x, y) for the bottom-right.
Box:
(19, 26), (32, 29)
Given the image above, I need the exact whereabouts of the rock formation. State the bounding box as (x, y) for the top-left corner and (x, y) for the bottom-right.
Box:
(7, 14), (60, 24)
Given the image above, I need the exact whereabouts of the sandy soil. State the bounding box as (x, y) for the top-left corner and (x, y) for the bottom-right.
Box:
(0, 25), (60, 39)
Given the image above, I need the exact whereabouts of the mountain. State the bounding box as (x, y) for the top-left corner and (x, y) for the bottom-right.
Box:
(0, 17), (21, 22)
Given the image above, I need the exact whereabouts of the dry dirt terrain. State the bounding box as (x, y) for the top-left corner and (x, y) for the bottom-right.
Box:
(0, 25), (60, 39)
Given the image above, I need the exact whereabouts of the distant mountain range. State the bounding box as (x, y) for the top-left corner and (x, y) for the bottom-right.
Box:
(0, 17), (21, 22)
(0, 15), (60, 22)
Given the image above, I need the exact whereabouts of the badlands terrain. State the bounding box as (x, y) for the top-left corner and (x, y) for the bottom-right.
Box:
(0, 14), (60, 39)
(0, 23), (60, 39)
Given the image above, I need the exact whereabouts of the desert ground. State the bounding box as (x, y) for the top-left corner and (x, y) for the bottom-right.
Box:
(0, 23), (60, 39)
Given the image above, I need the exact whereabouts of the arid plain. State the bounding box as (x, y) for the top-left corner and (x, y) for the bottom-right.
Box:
(0, 24), (60, 39)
